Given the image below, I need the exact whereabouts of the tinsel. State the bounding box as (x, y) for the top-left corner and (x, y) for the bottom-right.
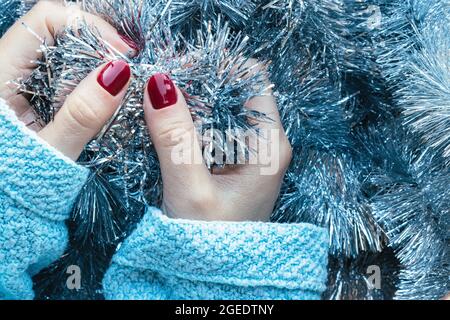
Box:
(0, 0), (448, 300)
(399, 4), (450, 166)
(169, 0), (257, 30)
(368, 0), (450, 299)
(0, 0), (35, 36)
(357, 120), (449, 300)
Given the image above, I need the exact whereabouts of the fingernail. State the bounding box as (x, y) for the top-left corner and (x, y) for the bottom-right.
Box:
(120, 34), (140, 52)
(97, 60), (131, 96)
(147, 73), (177, 109)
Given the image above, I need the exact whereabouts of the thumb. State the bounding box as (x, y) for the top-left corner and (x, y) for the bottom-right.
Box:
(143, 73), (211, 196)
(38, 60), (131, 160)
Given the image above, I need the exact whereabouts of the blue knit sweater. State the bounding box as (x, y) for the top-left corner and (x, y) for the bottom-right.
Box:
(0, 99), (329, 300)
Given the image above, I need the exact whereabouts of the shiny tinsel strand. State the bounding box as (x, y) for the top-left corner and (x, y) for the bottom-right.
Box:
(372, 173), (450, 300)
(0, 0), (35, 35)
(33, 244), (114, 300)
(18, 17), (271, 196)
(257, 0), (385, 74)
(3, 0), (448, 300)
(268, 24), (388, 259)
(81, 0), (171, 52)
(400, 8), (450, 166)
(169, 0), (257, 30)
(273, 148), (386, 257)
(375, 1), (450, 168)
(16, 2), (271, 299)
(357, 121), (450, 300)
(323, 249), (399, 300)
(269, 40), (354, 151)
(369, 1), (450, 298)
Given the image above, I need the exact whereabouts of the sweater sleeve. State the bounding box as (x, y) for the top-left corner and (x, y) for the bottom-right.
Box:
(103, 206), (329, 300)
(0, 100), (89, 300)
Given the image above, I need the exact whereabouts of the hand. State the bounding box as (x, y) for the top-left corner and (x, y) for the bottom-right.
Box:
(0, 1), (134, 160)
(143, 70), (292, 222)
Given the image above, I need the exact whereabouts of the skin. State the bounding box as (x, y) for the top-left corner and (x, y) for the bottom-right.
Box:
(144, 83), (292, 222)
(0, 1), (134, 160)
(0, 1), (292, 222)
(1, 0), (446, 300)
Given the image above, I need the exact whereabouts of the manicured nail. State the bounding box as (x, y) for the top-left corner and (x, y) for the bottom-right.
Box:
(97, 60), (131, 96)
(119, 34), (140, 52)
(147, 73), (177, 109)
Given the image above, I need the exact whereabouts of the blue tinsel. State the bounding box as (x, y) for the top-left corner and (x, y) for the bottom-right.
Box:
(0, 0), (448, 300)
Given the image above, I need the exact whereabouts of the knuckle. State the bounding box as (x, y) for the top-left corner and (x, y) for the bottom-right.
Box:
(65, 94), (100, 131)
(157, 121), (195, 149)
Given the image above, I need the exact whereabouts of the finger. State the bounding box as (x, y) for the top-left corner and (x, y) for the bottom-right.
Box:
(241, 60), (292, 174)
(38, 60), (131, 160)
(143, 73), (212, 196)
(242, 59), (281, 130)
(0, 1), (134, 99)
(245, 94), (282, 130)
(245, 94), (292, 174)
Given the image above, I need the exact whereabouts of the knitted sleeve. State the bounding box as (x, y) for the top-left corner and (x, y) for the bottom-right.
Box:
(0, 99), (89, 299)
(103, 207), (329, 300)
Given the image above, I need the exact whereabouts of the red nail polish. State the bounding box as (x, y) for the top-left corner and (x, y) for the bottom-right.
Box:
(147, 73), (177, 109)
(97, 60), (131, 96)
(119, 34), (140, 52)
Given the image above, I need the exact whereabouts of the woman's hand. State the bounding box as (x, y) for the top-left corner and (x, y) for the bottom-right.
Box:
(0, 1), (291, 222)
(0, 1), (133, 160)
(143, 71), (292, 222)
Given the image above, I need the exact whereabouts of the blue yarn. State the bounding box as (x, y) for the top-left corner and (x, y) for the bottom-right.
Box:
(0, 100), (89, 299)
(0, 99), (329, 300)
(104, 207), (329, 300)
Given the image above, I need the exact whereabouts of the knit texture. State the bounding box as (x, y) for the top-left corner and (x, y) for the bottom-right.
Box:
(0, 99), (329, 300)
(103, 207), (329, 300)
(0, 99), (89, 299)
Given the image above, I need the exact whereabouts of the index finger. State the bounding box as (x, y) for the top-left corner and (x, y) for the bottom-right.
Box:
(0, 1), (134, 96)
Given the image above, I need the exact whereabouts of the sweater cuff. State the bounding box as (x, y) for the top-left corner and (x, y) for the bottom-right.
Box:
(112, 207), (329, 294)
(0, 99), (89, 221)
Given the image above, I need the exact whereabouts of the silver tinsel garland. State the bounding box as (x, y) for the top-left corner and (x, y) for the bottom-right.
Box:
(400, 4), (450, 165)
(0, 0), (35, 35)
(0, 0), (448, 300)
(370, 0), (450, 299)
